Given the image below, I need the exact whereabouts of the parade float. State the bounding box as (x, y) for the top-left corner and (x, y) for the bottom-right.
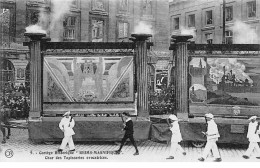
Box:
(24, 33), (152, 143)
(170, 35), (260, 147)
(24, 32), (260, 146)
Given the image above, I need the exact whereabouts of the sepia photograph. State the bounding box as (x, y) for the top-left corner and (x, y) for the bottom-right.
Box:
(1, 0), (260, 163)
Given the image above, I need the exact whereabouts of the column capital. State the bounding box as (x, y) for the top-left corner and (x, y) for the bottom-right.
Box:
(171, 35), (193, 43)
(24, 33), (46, 41)
(131, 34), (152, 41)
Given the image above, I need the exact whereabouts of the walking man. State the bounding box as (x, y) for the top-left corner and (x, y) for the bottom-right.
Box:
(115, 112), (139, 155)
(243, 116), (260, 159)
(198, 113), (222, 162)
(58, 111), (75, 152)
(166, 114), (186, 159)
(0, 107), (11, 144)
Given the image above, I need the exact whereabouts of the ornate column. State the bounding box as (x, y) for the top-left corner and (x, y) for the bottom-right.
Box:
(24, 33), (46, 118)
(131, 34), (152, 118)
(171, 35), (193, 120)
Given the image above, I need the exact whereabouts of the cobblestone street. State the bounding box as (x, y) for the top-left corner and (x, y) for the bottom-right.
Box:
(1, 128), (260, 162)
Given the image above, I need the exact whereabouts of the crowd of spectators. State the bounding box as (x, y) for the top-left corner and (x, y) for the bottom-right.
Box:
(149, 83), (175, 115)
(1, 82), (30, 119)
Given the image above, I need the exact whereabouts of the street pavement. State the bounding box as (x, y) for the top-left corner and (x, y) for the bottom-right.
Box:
(1, 128), (260, 162)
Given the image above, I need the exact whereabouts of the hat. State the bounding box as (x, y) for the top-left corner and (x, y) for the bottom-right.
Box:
(169, 114), (178, 121)
(205, 113), (214, 119)
(63, 111), (70, 116)
(232, 106), (240, 110)
(248, 116), (257, 120)
(122, 112), (130, 116)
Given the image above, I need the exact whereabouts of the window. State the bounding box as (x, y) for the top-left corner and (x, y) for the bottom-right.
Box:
(1, 9), (10, 26)
(188, 14), (195, 27)
(174, 17), (179, 30)
(92, 19), (104, 42)
(206, 10), (213, 25)
(247, 27), (257, 43)
(118, 22), (128, 38)
(225, 31), (233, 44)
(92, 0), (105, 11)
(71, 0), (77, 7)
(143, 0), (152, 15)
(247, 1), (256, 18)
(1, 59), (15, 83)
(63, 16), (77, 40)
(225, 6), (233, 21)
(1, 3), (15, 44)
(205, 33), (213, 44)
(64, 16), (76, 26)
(63, 29), (75, 40)
(30, 11), (39, 25)
(1, 8), (10, 46)
(17, 68), (25, 80)
(119, 0), (128, 12)
(70, 17), (76, 26)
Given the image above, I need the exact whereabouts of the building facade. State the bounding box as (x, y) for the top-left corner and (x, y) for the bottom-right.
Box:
(0, 0), (170, 92)
(169, 0), (260, 44)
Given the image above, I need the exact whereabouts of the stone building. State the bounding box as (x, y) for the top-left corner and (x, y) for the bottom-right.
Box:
(169, 0), (260, 44)
(0, 0), (171, 92)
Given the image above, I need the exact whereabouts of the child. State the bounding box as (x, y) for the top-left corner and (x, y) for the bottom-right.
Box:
(115, 112), (139, 155)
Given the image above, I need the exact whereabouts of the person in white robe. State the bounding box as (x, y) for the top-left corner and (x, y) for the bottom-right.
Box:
(166, 114), (186, 159)
(58, 111), (75, 152)
(243, 116), (260, 159)
(198, 113), (222, 162)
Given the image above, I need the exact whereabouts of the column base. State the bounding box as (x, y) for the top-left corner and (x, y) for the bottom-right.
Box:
(177, 113), (189, 121)
(29, 111), (41, 118)
(136, 116), (150, 121)
(137, 109), (149, 118)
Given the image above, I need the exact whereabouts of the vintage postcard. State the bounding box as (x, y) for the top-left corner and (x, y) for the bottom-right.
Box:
(1, 0), (260, 162)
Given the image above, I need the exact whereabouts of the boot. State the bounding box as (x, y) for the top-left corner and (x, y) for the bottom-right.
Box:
(57, 149), (63, 152)
(133, 151), (139, 156)
(213, 158), (222, 162)
(115, 150), (121, 154)
(242, 155), (249, 159)
(1, 139), (6, 144)
(166, 156), (174, 159)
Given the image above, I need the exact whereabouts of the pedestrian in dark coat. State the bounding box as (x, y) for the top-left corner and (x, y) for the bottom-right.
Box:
(115, 112), (139, 155)
(0, 106), (11, 143)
